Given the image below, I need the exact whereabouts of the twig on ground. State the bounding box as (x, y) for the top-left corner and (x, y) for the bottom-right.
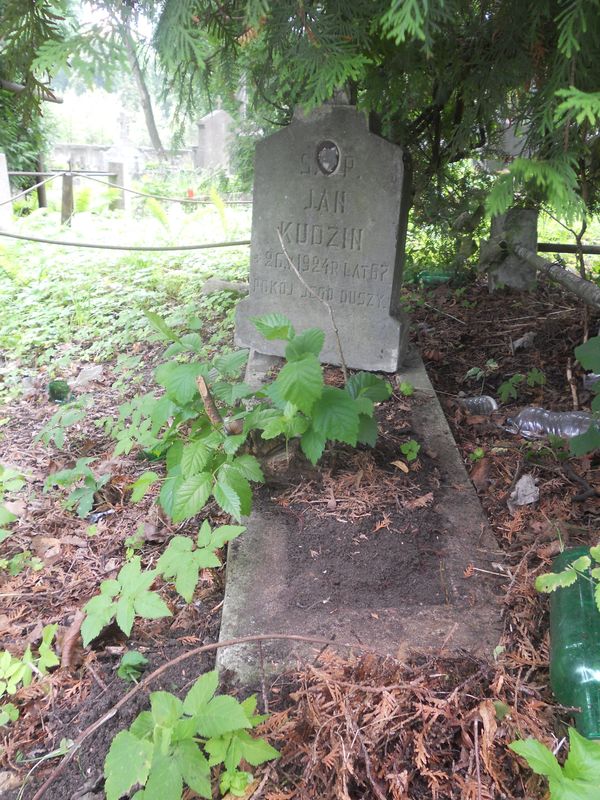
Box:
(566, 358), (579, 410)
(474, 719), (482, 800)
(29, 632), (393, 800)
(277, 229), (348, 381)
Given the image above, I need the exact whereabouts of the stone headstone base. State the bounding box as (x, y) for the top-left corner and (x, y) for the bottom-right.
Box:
(217, 348), (502, 685)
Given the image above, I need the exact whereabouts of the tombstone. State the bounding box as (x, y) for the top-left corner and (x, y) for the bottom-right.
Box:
(487, 207), (538, 291)
(234, 98), (411, 372)
(195, 109), (234, 172)
(0, 153), (12, 230)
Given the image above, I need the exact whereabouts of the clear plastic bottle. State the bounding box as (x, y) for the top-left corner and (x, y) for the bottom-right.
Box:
(550, 547), (600, 739)
(507, 407), (592, 439)
(460, 395), (498, 415)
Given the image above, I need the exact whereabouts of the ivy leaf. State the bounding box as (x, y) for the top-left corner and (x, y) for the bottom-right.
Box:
(130, 471), (159, 503)
(273, 354), (323, 414)
(509, 738), (562, 781)
(172, 473), (212, 522)
(345, 372), (391, 402)
(312, 386), (360, 445)
(251, 313), (295, 341)
(104, 730), (153, 800)
(183, 670), (219, 715)
(155, 362), (208, 405)
(194, 695), (252, 737)
(285, 328), (325, 361)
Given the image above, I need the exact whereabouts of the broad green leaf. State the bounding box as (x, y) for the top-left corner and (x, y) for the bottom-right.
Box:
(285, 328), (325, 361)
(213, 350), (249, 377)
(235, 730), (279, 765)
(183, 670), (219, 715)
(0, 506), (17, 526)
(345, 372), (392, 402)
(159, 474), (182, 519)
(150, 691), (183, 727)
(535, 569), (578, 593)
(312, 386), (360, 445)
(195, 695), (252, 737)
(104, 730), (153, 800)
(300, 427), (327, 464)
(155, 362), (207, 405)
(590, 545), (600, 562)
(166, 440), (183, 472)
(357, 414), (378, 446)
(570, 425), (600, 456)
(214, 466), (252, 521)
(196, 520), (212, 547)
(143, 753), (183, 800)
(571, 555), (592, 572)
(115, 597), (135, 636)
(81, 593), (115, 646)
(509, 738), (562, 780)
(563, 727), (600, 782)
(223, 433), (247, 455)
(595, 582), (600, 613)
(212, 381), (255, 405)
(144, 311), (181, 343)
(174, 740), (211, 799)
(251, 313), (295, 341)
(130, 710), (154, 739)
(157, 538), (198, 602)
(273, 355), (323, 414)
(172, 473), (212, 523)
(130, 471), (159, 503)
(180, 441), (211, 477)
(134, 592), (172, 621)
(575, 337), (600, 372)
(210, 524), (246, 550)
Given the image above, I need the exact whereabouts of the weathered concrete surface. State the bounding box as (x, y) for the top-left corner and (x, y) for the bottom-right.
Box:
(217, 347), (503, 685)
(488, 208), (538, 291)
(235, 101), (411, 372)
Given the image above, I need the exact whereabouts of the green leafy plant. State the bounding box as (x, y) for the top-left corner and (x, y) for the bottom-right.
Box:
(400, 439), (421, 462)
(510, 726), (600, 800)
(35, 396), (91, 449)
(0, 464), (25, 543)
(104, 670), (278, 800)
(398, 381), (414, 397)
(469, 447), (485, 462)
(526, 367), (546, 388)
(535, 547), (600, 605)
(117, 651), (149, 683)
(81, 557), (172, 647)
(44, 457), (111, 518)
(0, 625), (59, 724)
(498, 373), (525, 402)
(570, 336), (600, 455)
(115, 312), (391, 525)
(0, 550), (44, 576)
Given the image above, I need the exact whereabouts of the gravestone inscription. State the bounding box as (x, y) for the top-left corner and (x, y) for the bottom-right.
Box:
(235, 100), (411, 371)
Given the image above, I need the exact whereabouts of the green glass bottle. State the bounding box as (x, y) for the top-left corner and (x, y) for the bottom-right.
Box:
(550, 547), (600, 739)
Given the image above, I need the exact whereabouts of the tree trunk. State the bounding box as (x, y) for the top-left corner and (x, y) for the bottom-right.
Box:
(509, 243), (600, 310)
(120, 23), (166, 160)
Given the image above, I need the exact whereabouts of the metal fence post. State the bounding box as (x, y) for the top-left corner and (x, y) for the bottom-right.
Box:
(61, 173), (74, 225)
(0, 153), (12, 230)
(108, 161), (128, 211)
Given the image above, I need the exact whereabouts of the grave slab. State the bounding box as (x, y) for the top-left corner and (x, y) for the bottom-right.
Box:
(217, 347), (503, 685)
(235, 101), (411, 372)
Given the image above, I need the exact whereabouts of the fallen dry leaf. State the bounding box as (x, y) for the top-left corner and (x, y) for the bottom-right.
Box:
(391, 460), (409, 473)
(403, 492), (434, 510)
(470, 458), (491, 493)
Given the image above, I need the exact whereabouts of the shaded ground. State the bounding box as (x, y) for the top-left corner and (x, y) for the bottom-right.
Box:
(0, 280), (597, 799)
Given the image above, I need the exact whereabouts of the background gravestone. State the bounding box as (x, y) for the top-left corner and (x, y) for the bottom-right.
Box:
(235, 100), (411, 372)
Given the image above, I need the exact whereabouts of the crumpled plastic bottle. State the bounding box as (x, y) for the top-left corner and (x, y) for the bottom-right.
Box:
(506, 407), (593, 439)
(459, 395), (498, 415)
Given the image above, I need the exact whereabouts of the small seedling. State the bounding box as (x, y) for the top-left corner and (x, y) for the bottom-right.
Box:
(469, 447), (485, 462)
(117, 651), (148, 683)
(398, 381), (414, 397)
(44, 458), (111, 519)
(400, 439), (420, 462)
